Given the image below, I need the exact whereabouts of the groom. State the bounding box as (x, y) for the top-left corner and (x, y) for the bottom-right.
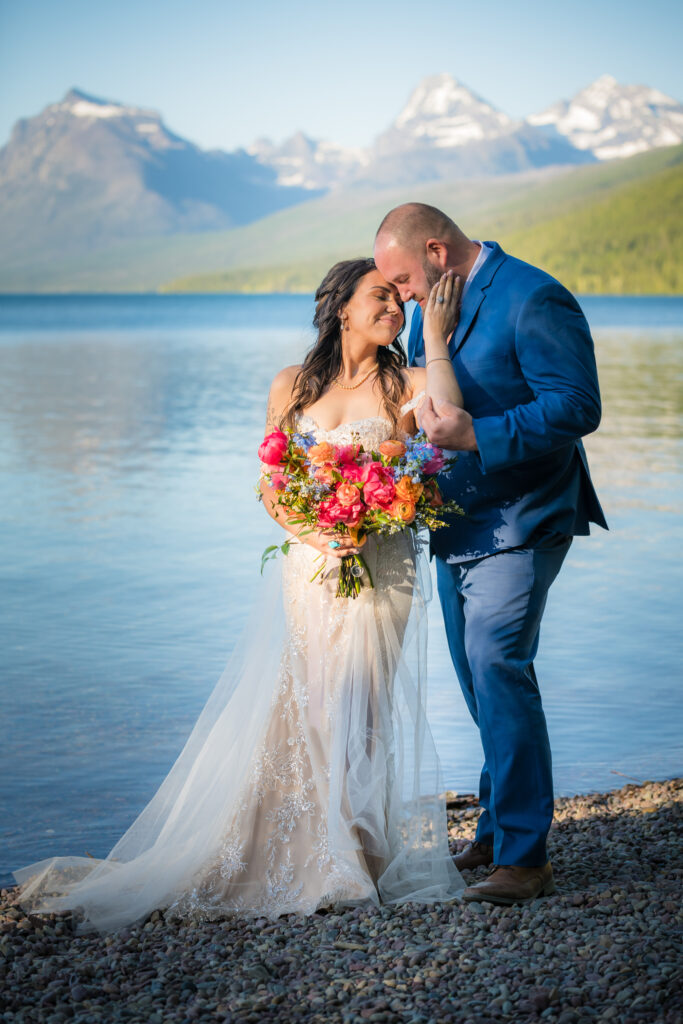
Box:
(374, 204), (607, 905)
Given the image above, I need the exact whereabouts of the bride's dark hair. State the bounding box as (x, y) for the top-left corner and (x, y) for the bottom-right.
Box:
(281, 257), (408, 431)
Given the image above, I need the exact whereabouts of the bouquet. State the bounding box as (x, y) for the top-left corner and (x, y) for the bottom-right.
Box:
(257, 426), (463, 598)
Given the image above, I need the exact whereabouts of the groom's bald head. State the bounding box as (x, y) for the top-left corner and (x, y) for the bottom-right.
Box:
(374, 202), (475, 307)
(375, 203), (461, 252)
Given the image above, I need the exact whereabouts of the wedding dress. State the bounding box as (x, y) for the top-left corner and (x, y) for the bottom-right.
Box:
(14, 401), (464, 933)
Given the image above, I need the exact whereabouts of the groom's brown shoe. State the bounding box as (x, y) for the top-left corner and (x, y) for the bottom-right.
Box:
(453, 841), (494, 871)
(462, 862), (556, 905)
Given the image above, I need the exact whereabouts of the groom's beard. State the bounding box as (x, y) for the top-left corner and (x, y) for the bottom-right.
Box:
(422, 259), (442, 293)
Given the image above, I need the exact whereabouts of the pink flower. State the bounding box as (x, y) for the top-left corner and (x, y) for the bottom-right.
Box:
(317, 495), (366, 528)
(269, 471), (290, 490)
(340, 462), (365, 483)
(422, 447), (445, 474)
(258, 430), (288, 466)
(361, 463), (396, 509)
(335, 443), (362, 465)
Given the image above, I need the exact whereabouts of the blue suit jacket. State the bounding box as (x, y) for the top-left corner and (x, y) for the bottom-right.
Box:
(408, 242), (608, 562)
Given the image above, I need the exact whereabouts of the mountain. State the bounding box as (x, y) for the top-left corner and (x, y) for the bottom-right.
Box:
(251, 74), (683, 191)
(1, 77), (682, 291)
(250, 75), (594, 191)
(0, 89), (315, 261)
(249, 74), (593, 192)
(528, 74), (683, 160)
(247, 132), (366, 190)
(362, 74), (592, 184)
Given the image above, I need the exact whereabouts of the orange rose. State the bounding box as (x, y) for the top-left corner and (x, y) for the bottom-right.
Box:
(395, 475), (424, 502)
(388, 498), (416, 523)
(378, 439), (407, 459)
(308, 442), (336, 467)
(336, 482), (361, 507)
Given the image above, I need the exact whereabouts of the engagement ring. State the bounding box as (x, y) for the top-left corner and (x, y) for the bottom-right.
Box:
(328, 540), (341, 549)
(436, 296), (445, 303)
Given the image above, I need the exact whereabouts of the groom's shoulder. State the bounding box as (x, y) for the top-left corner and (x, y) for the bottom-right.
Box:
(492, 244), (577, 303)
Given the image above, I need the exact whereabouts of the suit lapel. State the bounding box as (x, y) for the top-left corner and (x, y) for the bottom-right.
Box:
(451, 242), (507, 354)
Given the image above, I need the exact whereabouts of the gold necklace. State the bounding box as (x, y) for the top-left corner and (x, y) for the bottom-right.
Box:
(334, 364), (378, 391)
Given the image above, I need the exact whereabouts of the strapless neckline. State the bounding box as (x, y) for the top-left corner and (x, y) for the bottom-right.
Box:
(298, 391), (425, 440)
(298, 414), (393, 434)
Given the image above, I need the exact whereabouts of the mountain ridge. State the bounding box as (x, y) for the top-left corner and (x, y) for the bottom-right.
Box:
(252, 73), (683, 189)
(1, 76), (681, 292)
(527, 74), (683, 160)
(0, 89), (317, 261)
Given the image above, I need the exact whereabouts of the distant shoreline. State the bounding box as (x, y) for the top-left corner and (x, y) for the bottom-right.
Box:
(1, 291), (683, 299)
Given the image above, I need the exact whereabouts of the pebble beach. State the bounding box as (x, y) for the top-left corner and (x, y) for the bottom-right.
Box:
(1, 778), (680, 1023)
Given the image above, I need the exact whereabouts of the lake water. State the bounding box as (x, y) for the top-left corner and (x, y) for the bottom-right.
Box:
(1, 294), (681, 886)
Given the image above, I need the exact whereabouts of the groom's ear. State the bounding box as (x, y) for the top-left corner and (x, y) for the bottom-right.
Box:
(424, 238), (449, 271)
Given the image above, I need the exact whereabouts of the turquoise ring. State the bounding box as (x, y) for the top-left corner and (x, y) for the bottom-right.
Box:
(328, 540), (341, 550)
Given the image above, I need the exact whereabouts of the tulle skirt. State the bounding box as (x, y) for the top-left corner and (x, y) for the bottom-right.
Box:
(14, 531), (463, 933)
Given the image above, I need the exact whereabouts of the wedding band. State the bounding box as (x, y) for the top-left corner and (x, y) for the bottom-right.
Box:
(436, 296), (445, 303)
(328, 540), (341, 549)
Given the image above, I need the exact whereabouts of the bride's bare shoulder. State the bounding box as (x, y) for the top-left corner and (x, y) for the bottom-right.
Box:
(269, 364), (301, 392)
(266, 365), (301, 428)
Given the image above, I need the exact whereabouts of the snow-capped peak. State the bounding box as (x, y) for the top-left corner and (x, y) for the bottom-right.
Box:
(528, 75), (683, 160)
(34, 88), (184, 152)
(248, 131), (366, 190)
(61, 89), (135, 119)
(389, 73), (512, 148)
(580, 73), (618, 105)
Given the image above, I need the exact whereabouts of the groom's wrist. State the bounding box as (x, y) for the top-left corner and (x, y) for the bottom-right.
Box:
(464, 423), (478, 451)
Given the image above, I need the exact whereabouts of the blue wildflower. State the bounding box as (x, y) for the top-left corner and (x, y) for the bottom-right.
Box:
(293, 431), (316, 451)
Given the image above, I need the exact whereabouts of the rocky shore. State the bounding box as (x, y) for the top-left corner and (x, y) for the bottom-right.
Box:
(1, 778), (680, 1023)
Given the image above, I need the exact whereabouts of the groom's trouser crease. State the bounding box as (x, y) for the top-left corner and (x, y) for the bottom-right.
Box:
(436, 538), (571, 866)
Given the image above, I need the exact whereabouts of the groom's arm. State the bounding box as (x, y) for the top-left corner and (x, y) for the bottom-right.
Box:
(472, 282), (602, 473)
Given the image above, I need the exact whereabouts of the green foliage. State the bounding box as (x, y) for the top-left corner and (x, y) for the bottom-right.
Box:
(500, 162), (683, 294)
(161, 260), (336, 294)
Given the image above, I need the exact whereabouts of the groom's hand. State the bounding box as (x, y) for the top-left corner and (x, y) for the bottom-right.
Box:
(418, 396), (478, 452)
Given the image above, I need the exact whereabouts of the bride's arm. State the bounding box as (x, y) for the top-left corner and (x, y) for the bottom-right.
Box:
(259, 367), (359, 558)
(401, 272), (464, 431)
(422, 270), (464, 409)
(418, 272), (479, 451)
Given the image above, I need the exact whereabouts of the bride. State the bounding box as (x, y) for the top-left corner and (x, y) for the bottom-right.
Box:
(14, 257), (466, 933)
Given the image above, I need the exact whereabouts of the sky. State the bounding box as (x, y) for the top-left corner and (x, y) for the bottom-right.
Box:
(1, 0), (682, 152)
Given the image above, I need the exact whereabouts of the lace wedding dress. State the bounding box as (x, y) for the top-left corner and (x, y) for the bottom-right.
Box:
(14, 403), (464, 933)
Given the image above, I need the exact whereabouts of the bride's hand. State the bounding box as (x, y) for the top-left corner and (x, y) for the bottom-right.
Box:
(423, 270), (462, 345)
(300, 528), (360, 559)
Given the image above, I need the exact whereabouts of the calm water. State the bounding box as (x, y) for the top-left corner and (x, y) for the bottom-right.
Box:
(1, 294), (682, 885)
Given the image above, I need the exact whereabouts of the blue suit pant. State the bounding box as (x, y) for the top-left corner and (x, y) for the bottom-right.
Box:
(436, 538), (571, 866)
